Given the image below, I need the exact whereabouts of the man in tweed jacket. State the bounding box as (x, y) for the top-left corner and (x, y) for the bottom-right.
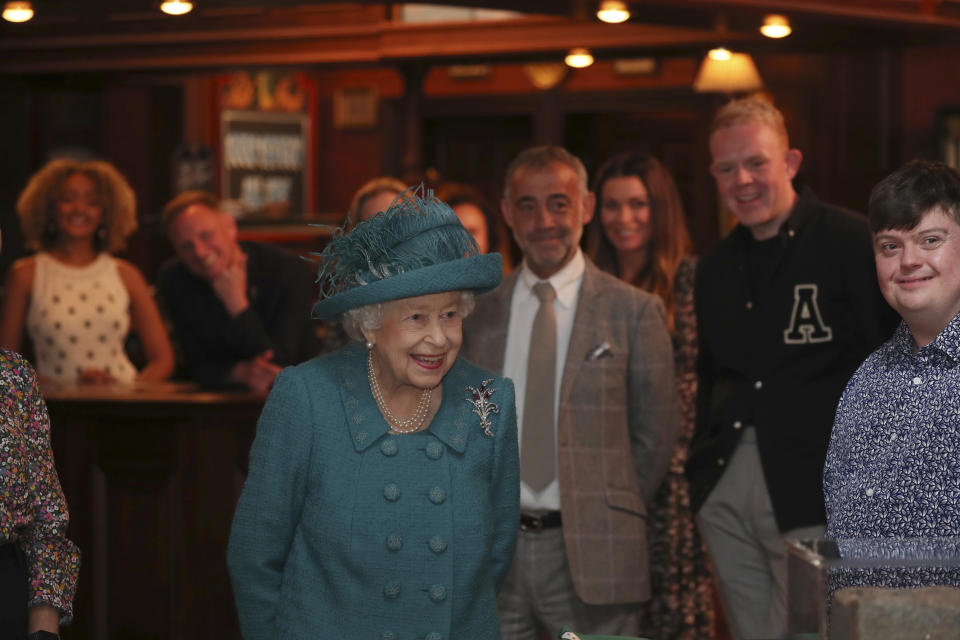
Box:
(463, 145), (679, 638)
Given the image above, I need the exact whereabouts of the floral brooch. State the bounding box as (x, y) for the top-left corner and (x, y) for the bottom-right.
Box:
(465, 379), (499, 437)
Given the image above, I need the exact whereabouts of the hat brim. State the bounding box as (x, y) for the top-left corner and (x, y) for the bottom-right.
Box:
(311, 252), (502, 320)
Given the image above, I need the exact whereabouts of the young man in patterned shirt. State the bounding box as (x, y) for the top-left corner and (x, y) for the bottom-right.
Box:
(824, 159), (960, 589)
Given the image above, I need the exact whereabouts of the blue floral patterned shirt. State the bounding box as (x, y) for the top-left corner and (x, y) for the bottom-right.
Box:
(824, 313), (960, 589)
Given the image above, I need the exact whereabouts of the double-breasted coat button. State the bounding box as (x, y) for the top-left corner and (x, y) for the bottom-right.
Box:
(733, 421), (743, 430)
(383, 483), (401, 502)
(425, 633), (442, 640)
(383, 581), (401, 599)
(428, 584), (447, 602)
(425, 441), (444, 459)
(386, 533), (403, 551)
(717, 458), (726, 467)
(429, 487), (446, 504)
(428, 535), (447, 554)
(380, 439), (399, 456)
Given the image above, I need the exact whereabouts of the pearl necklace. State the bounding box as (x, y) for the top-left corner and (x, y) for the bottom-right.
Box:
(367, 350), (433, 434)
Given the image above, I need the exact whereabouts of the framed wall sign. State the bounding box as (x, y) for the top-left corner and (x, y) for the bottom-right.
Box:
(217, 71), (316, 219)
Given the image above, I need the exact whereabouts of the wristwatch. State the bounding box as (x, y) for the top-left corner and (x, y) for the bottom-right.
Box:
(27, 632), (60, 640)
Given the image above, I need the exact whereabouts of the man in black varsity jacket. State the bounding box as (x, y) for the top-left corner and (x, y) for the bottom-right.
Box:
(687, 97), (897, 640)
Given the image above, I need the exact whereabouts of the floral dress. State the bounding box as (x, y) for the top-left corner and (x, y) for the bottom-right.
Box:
(0, 349), (80, 622)
(638, 255), (716, 640)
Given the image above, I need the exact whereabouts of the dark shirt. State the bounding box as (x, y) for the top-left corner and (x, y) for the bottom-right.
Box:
(688, 187), (899, 531)
(157, 241), (324, 387)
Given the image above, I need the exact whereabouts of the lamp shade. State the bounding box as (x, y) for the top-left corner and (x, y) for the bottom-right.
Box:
(693, 52), (763, 93)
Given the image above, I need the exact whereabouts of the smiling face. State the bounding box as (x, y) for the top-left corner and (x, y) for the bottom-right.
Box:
(874, 208), (960, 346)
(56, 172), (103, 243)
(502, 161), (594, 279)
(365, 291), (464, 393)
(600, 175), (652, 255)
(168, 203), (239, 281)
(709, 121), (802, 240)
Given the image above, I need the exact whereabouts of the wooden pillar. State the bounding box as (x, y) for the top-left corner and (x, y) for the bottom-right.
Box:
(399, 63), (427, 185)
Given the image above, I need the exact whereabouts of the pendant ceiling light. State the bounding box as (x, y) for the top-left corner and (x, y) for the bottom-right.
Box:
(2, 1), (33, 23)
(160, 0), (194, 16)
(565, 48), (595, 69)
(597, 1), (630, 24)
(693, 50), (764, 93)
(760, 14), (792, 38)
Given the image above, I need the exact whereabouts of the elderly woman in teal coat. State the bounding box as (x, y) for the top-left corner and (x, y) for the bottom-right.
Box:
(227, 187), (520, 640)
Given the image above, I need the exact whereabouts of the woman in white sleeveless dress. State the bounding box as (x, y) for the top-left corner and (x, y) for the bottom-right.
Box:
(0, 158), (174, 385)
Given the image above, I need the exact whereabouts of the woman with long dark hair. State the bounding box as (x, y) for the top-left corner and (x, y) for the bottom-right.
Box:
(585, 151), (714, 639)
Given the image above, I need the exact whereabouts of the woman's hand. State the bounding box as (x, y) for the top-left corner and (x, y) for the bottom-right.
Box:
(77, 368), (118, 384)
(28, 604), (60, 634)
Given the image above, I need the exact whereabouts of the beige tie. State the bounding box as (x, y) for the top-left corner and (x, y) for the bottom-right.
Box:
(521, 281), (557, 493)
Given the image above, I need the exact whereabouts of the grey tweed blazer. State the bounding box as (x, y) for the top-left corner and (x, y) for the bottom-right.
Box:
(462, 258), (679, 605)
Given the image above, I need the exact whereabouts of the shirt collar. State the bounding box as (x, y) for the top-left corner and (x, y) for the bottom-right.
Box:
(517, 248), (585, 310)
(888, 311), (960, 364)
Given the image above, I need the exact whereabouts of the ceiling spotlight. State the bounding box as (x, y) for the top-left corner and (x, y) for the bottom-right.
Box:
(760, 14), (791, 38)
(2, 1), (33, 23)
(597, 1), (630, 24)
(160, 0), (194, 16)
(707, 47), (732, 62)
(565, 48), (594, 69)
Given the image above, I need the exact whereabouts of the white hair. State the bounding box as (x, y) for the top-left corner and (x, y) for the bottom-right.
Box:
(342, 290), (476, 341)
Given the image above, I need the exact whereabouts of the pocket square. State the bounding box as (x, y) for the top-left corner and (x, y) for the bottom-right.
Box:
(586, 340), (613, 361)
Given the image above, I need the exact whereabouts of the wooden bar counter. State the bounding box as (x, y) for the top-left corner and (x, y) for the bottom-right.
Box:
(44, 382), (265, 640)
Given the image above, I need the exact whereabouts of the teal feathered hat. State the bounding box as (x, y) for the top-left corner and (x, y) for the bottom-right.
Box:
(311, 184), (502, 320)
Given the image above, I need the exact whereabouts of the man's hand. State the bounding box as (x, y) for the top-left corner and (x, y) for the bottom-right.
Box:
(229, 350), (282, 395)
(211, 249), (250, 317)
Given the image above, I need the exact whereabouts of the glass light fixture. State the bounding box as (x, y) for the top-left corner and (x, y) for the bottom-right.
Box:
(693, 51), (764, 93)
(160, 0), (194, 16)
(597, 1), (630, 24)
(760, 14), (792, 38)
(2, 1), (33, 23)
(565, 48), (594, 69)
(708, 47), (732, 62)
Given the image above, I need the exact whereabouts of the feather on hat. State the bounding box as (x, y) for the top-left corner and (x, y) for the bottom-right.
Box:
(311, 184), (502, 320)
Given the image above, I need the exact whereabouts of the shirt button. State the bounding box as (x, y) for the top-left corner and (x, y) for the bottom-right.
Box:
(733, 421), (743, 430)
(383, 483), (401, 502)
(865, 488), (875, 497)
(429, 535), (447, 554)
(380, 439), (398, 457)
(386, 533), (403, 551)
(425, 441), (444, 460)
(746, 301), (754, 310)
(717, 458), (726, 467)
(429, 584), (448, 602)
(754, 380), (763, 390)
(913, 376), (922, 385)
(429, 487), (446, 504)
(383, 581), (401, 599)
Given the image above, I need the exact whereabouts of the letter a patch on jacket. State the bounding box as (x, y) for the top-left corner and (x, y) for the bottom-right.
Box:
(783, 284), (833, 344)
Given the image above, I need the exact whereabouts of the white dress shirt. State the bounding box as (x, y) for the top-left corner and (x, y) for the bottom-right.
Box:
(504, 249), (585, 511)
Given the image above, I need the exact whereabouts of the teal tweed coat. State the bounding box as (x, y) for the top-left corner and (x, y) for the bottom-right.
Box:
(227, 343), (520, 640)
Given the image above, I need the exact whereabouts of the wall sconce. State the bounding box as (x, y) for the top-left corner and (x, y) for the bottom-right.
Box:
(597, 1), (630, 24)
(760, 14), (792, 38)
(160, 0), (194, 16)
(2, 1), (33, 23)
(565, 48), (594, 69)
(693, 50), (763, 93)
